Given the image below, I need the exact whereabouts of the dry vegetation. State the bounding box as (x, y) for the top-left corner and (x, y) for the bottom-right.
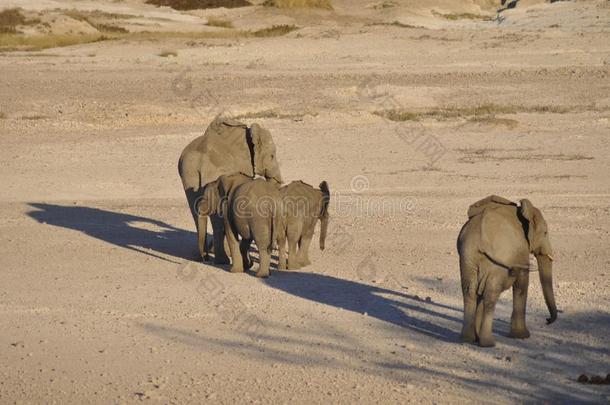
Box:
(158, 49), (178, 57)
(374, 103), (579, 122)
(263, 0), (333, 9)
(250, 24), (298, 37)
(0, 8), (40, 34)
(0, 23), (298, 52)
(0, 33), (106, 52)
(232, 109), (315, 120)
(432, 10), (492, 21)
(206, 16), (233, 28)
(145, 0), (251, 10)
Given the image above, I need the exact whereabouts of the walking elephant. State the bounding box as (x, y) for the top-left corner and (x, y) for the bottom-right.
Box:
(457, 195), (557, 347)
(277, 180), (330, 270)
(178, 116), (282, 263)
(197, 173), (282, 278)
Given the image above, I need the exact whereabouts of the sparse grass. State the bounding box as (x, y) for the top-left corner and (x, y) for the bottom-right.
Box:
(263, 0), (332, 9)
(0, 23), (298, 52)
(0, 33), (106, 52)
(145, 0), (251, 10)
(0, 8), (40, 34)
(0, 112), (6, 119)
(374, 103), (578, 122)
(368, 1), (397, 9)
(206, 16), (233, 28)
(250, 24), (298, 37)
(467, 115), (519, 128)
(21, 115), (48, 120)
(232, 109), (315, 120)
(158, 49), (177, 57)
(432, 11), (492, 21)
(369, 21), (425, 29)
(63, 9), (129, 33)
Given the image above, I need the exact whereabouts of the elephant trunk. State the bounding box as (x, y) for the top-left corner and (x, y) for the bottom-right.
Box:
(319, 214), (328, 250)
(536, 254), (557, 324)
(319, 181), (330, 251)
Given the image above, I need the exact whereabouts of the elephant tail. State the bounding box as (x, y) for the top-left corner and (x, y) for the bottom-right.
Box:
(267, 199), (278, 255)
(319, 181), (330, 250)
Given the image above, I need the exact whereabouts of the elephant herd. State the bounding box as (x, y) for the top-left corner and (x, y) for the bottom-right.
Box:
(178, 117), (557, 347)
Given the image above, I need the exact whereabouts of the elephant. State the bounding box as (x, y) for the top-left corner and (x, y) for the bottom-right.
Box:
(198, 173), (282, 278)
(277, 180), (330, 270)
(178, 116), (282, 263)
(457, 195), (557, 347)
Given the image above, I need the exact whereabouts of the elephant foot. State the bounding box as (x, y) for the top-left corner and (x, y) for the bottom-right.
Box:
(229, 265), (244, 273)
(202, 254), (211, 262)
(478, 336), (496, 348)
(460, 331), (477, 344)
(256, 269), (269, 278)
(509, 328), (530, 339)
(214, 255), (231, 265)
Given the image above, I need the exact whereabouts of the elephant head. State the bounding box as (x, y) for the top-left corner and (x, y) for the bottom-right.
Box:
(250, 123), (282, 184)
(476, 197), (557, 324)
(519, 199), (557, 324)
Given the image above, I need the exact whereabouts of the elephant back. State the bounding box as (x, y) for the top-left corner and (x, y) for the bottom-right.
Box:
(467, 195), (516, 218)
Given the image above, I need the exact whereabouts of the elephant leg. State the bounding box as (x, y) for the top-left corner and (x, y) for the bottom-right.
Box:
(254, 236), (271, 278)
(460, 260), (478, 343)
(240, 238), (253, 270)
(509, 270), (531, 339)
(297, 232), (313, 267)
(223, 217), (244, 273)
(477, 270), (503, 348)
(197, 214), (211, 262)
(277, 234), (287, 270)
(211, 214), (230, 265)
(287, 237), (300, 270)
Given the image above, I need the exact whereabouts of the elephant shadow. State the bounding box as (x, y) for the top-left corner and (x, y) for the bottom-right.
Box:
(264, 271), (463, 342)
(26, 203), (200, 264)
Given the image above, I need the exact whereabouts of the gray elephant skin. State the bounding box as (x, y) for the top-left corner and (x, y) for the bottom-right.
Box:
(457, 195), (557, 347)
(277, 180), (330, 270)
(178, 117), (282, 263)
(198, 173), (282, 278)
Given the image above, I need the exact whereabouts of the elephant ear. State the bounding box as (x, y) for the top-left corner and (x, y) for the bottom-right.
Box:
(468, 195), (516, 218)
(479, 205), (531, 270)
(249, 123), (273, 175)
(519, 199), (536, 252)
(200, 116), (254, 186)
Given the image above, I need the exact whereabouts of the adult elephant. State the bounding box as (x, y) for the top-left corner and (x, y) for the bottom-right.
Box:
(457, 195), (557, 347)
(178, 116), (282, 263)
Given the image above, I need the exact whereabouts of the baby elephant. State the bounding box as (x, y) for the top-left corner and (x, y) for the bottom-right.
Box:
(457, 195), (557, 347)
(277, 180), (330, 270)
(199, 173), (281, 278)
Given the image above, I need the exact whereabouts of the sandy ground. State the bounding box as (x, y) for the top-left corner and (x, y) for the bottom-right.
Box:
(1, 0), (610, 403)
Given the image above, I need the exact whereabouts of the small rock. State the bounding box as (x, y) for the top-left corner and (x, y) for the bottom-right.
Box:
(577, 374), (589, 383)
(505, 356), (512, 362)
(590, 375), (604, 384)
(425, 297), (432, 303)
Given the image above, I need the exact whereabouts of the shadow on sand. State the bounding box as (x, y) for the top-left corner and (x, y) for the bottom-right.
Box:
(264, 271), (463, 342)
(27, 202), (198, 264)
